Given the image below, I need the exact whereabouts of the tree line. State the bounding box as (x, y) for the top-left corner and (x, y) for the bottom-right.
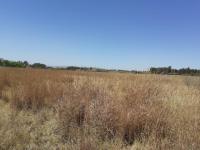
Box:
(150, 66), (200, 75)
(1, 58), (200, 76)
(0, 58), (143, 73)
(0, 58), (47, 69)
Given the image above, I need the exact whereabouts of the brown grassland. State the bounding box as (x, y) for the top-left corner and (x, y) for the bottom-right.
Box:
(0, 67), (200, 150)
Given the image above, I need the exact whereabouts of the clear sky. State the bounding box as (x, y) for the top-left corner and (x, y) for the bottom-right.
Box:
(0, 0), (200, 70)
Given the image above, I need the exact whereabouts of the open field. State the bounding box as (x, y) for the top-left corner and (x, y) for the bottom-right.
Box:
(0, 67), (200, 150)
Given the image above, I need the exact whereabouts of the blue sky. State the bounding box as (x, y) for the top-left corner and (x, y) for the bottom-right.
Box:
(0, 0), (200, 70)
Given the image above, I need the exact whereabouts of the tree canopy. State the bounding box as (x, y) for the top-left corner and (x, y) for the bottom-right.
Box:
(150, 66), (200, 75)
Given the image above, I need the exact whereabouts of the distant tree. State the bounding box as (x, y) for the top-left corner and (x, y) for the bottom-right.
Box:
(167, 66), (172, 74)
(23, 61), (29, 67)
(66, 66), (80, 70)
(31, 63), (46, 69)
(150, 67), (157, 74)
(150, 66), (200, 76)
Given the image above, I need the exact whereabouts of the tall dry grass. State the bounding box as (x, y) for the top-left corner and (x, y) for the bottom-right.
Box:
(0, 67), (200, 149)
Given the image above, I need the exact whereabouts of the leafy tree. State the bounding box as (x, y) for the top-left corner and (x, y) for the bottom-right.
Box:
(31, 63), (46, 69)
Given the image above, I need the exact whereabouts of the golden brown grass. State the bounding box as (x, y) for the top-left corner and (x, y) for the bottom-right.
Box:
(0, 67), (200, 149)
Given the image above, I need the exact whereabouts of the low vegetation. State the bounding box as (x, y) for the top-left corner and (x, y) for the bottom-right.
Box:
(0, 67), (200, 149)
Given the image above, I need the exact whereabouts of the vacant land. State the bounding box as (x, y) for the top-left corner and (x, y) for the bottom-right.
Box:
(0, 68), (200, 150)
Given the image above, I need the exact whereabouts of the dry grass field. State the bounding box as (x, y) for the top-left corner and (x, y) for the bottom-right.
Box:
(0, 67), (200, 150)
